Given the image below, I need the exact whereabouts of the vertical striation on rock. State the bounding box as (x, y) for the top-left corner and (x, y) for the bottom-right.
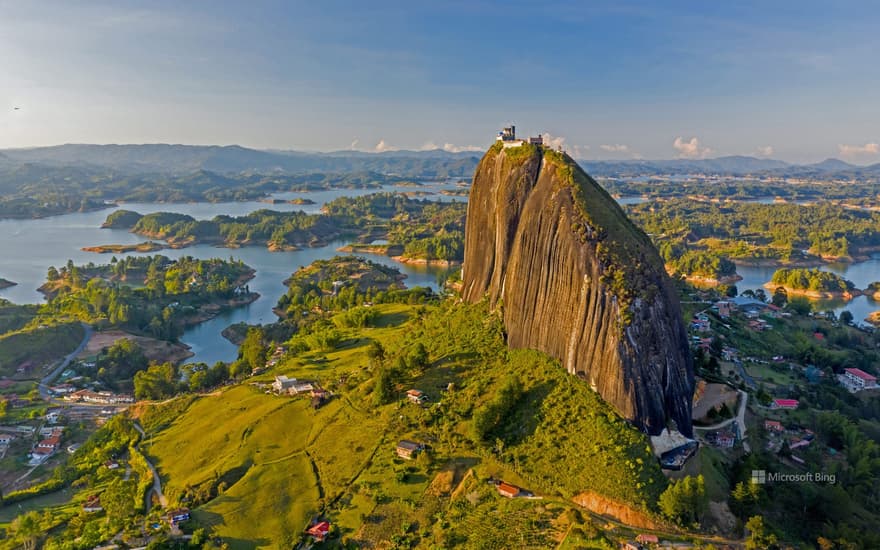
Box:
(462, 142), (694, 437)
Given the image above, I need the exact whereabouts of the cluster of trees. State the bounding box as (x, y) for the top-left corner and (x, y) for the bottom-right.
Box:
(126, 209), (343, 249)
(326, 193), (467, 261)
(39, 256), (253, 339)
(471, 376), (524, 443)
(276, 256), (435, 319)
(770, 268), (854, 292)
(660, 245), (736, 279)
(627, 199), (880, 261)
(604, 177), (880, 204)
(658, 474), (707, 527)
(96, 339), (149, 390)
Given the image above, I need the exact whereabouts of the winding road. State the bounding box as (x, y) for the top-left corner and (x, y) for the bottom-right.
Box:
(38, 322), (93, 400)
(133, 422), (167, 511)
(696, 389), (750, 452)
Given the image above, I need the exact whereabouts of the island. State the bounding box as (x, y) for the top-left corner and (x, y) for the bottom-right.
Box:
(82, 241), (168, 254)
(38, 255), (258, 335)
(93, 194), (468, 266)
(0, 277), (16, 289)
(765, 267), (859, 299)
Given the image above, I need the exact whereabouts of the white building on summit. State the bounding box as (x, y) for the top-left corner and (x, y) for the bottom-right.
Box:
(496, 125), (543, 148)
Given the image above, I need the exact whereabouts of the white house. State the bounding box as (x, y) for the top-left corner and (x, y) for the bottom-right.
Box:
(840, 368), (878, 392)
(272, 375), (298, 393)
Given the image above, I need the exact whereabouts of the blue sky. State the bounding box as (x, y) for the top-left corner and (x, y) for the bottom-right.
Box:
(1, 0), (879, 163)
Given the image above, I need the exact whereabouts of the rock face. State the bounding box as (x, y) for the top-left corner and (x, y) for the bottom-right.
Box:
(462, 143), (694, 436)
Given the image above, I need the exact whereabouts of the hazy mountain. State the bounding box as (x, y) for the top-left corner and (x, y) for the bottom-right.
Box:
(808, 158), (857, 172)
(0, 144), (481, 177)
(1, 144), (878, 179)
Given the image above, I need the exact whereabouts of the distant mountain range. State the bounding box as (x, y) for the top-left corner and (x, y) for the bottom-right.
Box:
(1, 144), (879, 179)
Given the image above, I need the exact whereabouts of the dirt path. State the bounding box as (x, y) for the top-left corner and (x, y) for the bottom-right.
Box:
(133, 422), (168, 511)
(38, 322), (92, 400)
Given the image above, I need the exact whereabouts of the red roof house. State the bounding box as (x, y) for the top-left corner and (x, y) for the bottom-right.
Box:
(306, 521), (331, 541)
(771, 398), (799, 410)
(496, 482), (521, 498)
(764, 420), (784, 432)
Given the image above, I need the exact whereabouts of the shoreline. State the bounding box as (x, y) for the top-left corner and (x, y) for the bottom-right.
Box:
(0, 278), (17, 290)
(390, 255), (461, 267)
(762, 282), (861, 300)
(82, 241), (169, 254)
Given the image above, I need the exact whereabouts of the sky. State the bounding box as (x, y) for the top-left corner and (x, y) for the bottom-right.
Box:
(1, 0), (879, 163)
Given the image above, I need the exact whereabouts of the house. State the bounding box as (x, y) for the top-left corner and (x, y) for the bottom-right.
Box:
(290, 381), (315, 395)
(764, 420), (784, 433)
(789, 438), (811, 450)
(0, 434), (14, 445)
(45, 411), (62, 423)
(310, 389), (331, 409)
(406, 389), (428, 404)
(272, 375), (298, 393)
(771, 398), (799, 410)
(82, 495), (103, 513)
(496, 481), (521, 498)
(29, 447), (54, 463)
(105, 460), (120, 470)
(528, 135), (544, 145)
(48, 384), (75, 395)
(623, 542), (645, 550)
(37, 433), (61, 451)
(395, 440), (424, 460)
(636, 534), (660, 545)
(306, 520), (331, 542)
(841, 368), (878, 392)
(708, 430), (735, 448)
(168, 509), (190, 524)
(39, 426), (63, 437)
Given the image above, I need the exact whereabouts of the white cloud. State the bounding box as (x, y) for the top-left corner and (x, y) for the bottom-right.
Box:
(600, 144), (630, 153)
(374, 139), (394, 152)
(541, 132), (567, 150)
(838, 142), (879, 158)
(349, 138), (359, 150)
(673, 136), (712, 159)
(420, 142), (482, 153)
(755, 145), (775, 157)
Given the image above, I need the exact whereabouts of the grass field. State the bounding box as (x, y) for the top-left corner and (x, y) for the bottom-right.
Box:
(138, 301), (669, 548)
(0, 321), (84, 377)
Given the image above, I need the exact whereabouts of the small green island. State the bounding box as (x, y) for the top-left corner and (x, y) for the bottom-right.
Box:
(766, 267), (859, 298)
(93, 194), (467, 264)
(82, 241), (168, 254)
(0, 277), (16, 289)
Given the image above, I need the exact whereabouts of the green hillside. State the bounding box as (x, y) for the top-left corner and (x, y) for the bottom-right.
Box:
(135, 300), (667, 548)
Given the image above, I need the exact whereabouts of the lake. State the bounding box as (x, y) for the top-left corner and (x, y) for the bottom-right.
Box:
(736, 256), (880, 327)
(0, 184), (460, 364)
(3, 186), (876, 364)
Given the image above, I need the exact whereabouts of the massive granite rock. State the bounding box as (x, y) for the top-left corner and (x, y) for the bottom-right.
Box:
(462, 143), (694, 437)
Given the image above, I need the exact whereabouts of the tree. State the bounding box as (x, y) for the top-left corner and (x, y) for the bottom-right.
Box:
(239, 327), (267, 371)
(745, 515), (778, 550)
(731, 480), (761, 519)
(658, 475), (707, 526)
(771, 287), (788, 307)
(839, 310), (854, 325)
(10, 510), (41, 550)
(366, 340), (385, 364)
(373, 367), (394, 406)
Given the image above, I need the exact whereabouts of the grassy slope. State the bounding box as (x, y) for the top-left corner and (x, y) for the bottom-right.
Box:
(0, 321), (84, 376)
(141, 301), (667, 548)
